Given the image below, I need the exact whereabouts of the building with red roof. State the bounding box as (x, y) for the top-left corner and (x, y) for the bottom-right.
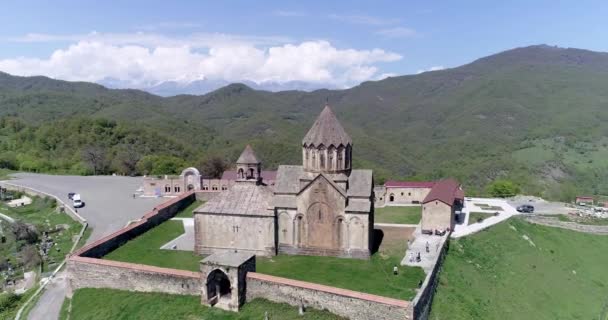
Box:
(376, 178), (464, 233)
(421, 179), (464, 232)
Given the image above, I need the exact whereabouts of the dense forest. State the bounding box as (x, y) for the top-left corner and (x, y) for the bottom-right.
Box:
(2, 44), (608, 200)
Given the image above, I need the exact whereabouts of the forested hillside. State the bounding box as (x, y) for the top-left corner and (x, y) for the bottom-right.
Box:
(1, 44), (608, 199)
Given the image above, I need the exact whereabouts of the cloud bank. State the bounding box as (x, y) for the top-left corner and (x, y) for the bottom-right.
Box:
(0, 32), (402, 89)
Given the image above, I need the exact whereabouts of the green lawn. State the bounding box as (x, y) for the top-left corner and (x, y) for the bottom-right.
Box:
(467, 212), (496, 225)
(103, 220), (202, 271)
(62, 288), (344, 320)
(431, 217), (608, 320)
(375, 206), (422, 224)
(101, 214), (424, 300)
(174, 200), (203, 218)
(257, 231), (424, 301)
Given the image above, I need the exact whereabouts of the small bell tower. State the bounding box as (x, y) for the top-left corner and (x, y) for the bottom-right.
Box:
(236, 145), (261, 182)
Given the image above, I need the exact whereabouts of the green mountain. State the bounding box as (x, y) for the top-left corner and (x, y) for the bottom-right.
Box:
(1, 44), (608, 199)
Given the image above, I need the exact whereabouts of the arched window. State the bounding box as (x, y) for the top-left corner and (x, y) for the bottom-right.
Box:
(203, 185), (209, 191)
(337, 147), (344, 170)
(164, 185), (171, 193)
(237, 168), (244, 179)
(174, 186), (181, 193)
(248, 168), (255, 178)
(311, 150), (316, 168)
(212, 185), (218, 191)
(221, 185), (227, 190)
(328, 147), (335, 170)
(319, 153), (325, 169)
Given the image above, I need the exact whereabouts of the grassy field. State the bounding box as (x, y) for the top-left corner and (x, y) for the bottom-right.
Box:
(431, 217), (608, 320)
(467, 212), (496, 225)
(375, 206), (422, 224)
(258, 226), (424, 300)
(62, 288), (344, 320)
(174, 200), (203, 218)
(103, 220), (201, 271)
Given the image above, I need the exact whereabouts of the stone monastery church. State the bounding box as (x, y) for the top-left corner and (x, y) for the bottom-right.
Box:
(194, 106), (374, 259)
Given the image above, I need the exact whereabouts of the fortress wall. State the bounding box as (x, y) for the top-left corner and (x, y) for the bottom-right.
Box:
(71, 191), (195, 258)
(411, 234), (450, 320)
(246, 272), (413, 320)
(67, 256), (201, 297)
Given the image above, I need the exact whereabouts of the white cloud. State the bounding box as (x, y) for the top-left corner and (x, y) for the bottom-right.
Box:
(327, 14), (399, 26)
(0, 36), (402, 88)
(376, 27), (419, 38)
(416, 66), (445, 74)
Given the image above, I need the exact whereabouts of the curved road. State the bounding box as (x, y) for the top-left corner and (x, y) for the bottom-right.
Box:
(3, 173), (166, 320)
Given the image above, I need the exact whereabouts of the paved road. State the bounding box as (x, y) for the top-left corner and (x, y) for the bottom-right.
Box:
(3, 173), (165, 320)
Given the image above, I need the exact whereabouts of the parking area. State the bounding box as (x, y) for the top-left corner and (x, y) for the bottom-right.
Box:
(4, 173), (166, 243)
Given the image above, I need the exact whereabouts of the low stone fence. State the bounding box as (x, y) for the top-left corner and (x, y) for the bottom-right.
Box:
(246, 272), (413, 320)
(410, 234), (450, 319)
(67, 256), (201, 297)
(72, 191), (196, 258)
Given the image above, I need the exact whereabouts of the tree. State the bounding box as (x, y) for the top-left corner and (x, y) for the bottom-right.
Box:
(198, 156), (229, 178)
(114, 145), (141, 176)
(82, 145), (107, 175)
(487, 180), (520, 198)
(11, 221), (39, 244)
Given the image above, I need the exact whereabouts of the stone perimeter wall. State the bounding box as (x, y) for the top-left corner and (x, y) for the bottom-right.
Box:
(246, 272), (413, 320)
(66, 190), (433, 320)
(67, 256), (201, 297)
(72, 191), (196, 258)
(410, 234), (450, 320)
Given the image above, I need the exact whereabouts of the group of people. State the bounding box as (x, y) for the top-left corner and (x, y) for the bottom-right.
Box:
(407, 241), (431, 263)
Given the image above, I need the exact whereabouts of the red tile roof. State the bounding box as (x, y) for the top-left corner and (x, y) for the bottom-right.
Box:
(422, 179), (463, 206)
(384, 180), (435, 188)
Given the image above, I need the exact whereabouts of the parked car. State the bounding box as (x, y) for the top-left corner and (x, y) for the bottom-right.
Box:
(517, 204), (534, 213)
(68, 192), (76, 200)
(73, 193), (84, 208)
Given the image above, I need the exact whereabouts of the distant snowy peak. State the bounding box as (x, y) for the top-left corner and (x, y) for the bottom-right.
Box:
(97, 78), (339, 96)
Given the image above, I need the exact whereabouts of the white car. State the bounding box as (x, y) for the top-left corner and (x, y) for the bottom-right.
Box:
(73, 193), (84, 208)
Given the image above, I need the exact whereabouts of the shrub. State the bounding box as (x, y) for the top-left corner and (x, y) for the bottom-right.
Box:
(487, 180), (520, 198)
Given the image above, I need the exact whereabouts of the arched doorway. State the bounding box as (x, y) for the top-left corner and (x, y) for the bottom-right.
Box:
(187, 184), (194, 191)
(389, 193), (395, 202)
(206, 269), (231, 306)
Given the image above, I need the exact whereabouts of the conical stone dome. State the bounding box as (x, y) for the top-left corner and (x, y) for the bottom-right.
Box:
(302, 105), (352, 148)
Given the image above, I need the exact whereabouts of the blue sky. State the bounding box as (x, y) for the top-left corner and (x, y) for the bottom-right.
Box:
(1, 0), (607, 90)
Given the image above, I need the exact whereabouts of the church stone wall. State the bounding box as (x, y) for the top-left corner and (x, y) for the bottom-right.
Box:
(421, 201), (453, 232)
(246, 272), (413, 320)
(194, 214), (275, 256)
(67, 256), (201, 297)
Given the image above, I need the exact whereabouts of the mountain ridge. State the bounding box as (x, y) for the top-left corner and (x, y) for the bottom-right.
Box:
(1, 44), (607, 199)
